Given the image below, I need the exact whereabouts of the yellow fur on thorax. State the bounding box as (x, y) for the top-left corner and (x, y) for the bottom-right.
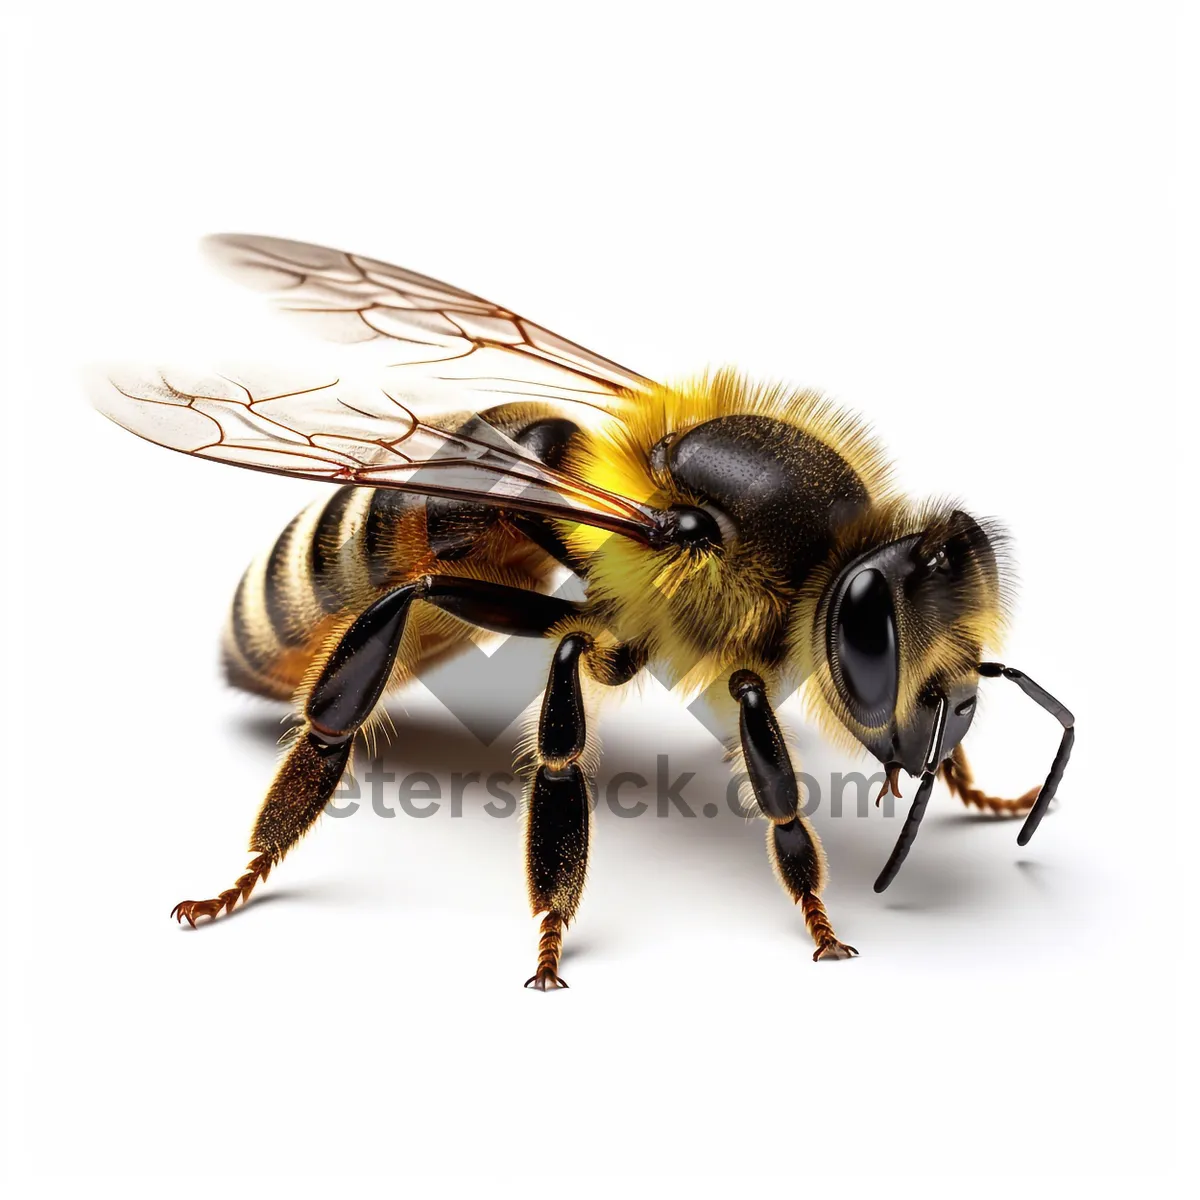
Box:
(566, 368), (892, 524)
(558, 369), (894, 694)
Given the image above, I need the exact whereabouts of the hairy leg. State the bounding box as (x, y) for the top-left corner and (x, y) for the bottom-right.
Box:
(174, 575), (580, 926)
(523, 632), (644, 988)
(941, 746), (1040, 817)
(729, 669), (858, 961)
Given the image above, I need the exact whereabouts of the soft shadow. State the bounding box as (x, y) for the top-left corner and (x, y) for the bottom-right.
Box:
(230, 710), (296, 744)
(558, 940), (597, 966)
(1013, 859), (1055, 896)
(225, 695), (1043, 938)
(938, 811), (1025, 828)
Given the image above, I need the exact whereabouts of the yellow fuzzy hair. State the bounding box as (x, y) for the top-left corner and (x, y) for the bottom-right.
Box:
(558, 368), (895, 695)
(566, 367), (893, 521)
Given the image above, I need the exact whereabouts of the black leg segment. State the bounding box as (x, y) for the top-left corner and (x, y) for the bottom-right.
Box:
(729, 669), (857, 961)
(770, 816), (822, 897)
(730, 668), (799, 822)
(523, 629), (644, 989)
(539, 634), (590, 765)
(524, 631), (595, 990)
(307, 574), (583, 746)
(307, 583), (422, 744)
(423, 575), (581, 637)
(526, 764), (590, 923)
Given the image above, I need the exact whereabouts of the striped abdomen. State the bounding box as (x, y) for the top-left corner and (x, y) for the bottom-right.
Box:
(221, 484), (552, 703)
(222, 407), (581, 702)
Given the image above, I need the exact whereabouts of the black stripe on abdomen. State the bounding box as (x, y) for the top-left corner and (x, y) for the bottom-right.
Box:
(364, 489), (421, 589)
(263, 514), (307, 646)
(311, 485), (359, 614)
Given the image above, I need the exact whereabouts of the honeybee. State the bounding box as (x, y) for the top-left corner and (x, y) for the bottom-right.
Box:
(92, 235), (1074, 987)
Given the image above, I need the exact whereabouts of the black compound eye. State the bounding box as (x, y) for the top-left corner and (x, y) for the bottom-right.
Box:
(834, 568), (898, 720)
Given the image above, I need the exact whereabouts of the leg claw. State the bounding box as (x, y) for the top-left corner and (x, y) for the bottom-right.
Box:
(170, 899), (224, 927)
(813, 938), (859, 962)
(524, 967), (569, 990)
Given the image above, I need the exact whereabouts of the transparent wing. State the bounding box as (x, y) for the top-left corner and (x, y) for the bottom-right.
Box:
(203, 234), (654, 411)
(90, 365), (662, 543)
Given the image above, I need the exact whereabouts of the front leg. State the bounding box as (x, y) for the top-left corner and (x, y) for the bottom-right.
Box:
(729, 670), (858, 962)
(941, 745), (1040, 816)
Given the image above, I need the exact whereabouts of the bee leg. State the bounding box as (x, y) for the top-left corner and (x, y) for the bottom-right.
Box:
(729, 669), (858, 963)
(523, 633), (644, 989)
(170, 737), (352, 926)
(172, 580), (427, 926)
(523, 634), (593, 990)
(940, 746), (1041, 816)
(175, 575), (586, 927)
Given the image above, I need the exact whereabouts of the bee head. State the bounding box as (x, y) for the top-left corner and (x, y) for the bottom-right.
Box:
(799, 501), (1011, 775)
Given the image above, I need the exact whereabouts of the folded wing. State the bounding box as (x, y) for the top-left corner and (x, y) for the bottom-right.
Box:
(203, 234), (653, 411)
(91, 364), (662, 543)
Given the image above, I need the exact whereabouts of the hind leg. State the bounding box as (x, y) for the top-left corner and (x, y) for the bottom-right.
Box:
(170, 736), (350, 925)
(171, 582), (423, 925)
(173, 576), (579, 926)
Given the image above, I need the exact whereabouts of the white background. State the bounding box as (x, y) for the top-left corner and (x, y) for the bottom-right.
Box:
(3, 3), (1192, 1196)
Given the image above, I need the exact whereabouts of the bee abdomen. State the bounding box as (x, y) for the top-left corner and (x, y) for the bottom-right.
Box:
(222, 486), (385, 700)
(310, 483), (362, 614)
(221, 410), (575, 702)
(363, 488), (426, 588)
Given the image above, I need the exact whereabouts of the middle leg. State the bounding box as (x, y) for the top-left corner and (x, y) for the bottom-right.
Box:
(172, 574), (582, 926)
(523, 631), (644, 989)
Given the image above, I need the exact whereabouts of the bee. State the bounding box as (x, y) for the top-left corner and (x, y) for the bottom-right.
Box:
(91, 235), (1074, 987)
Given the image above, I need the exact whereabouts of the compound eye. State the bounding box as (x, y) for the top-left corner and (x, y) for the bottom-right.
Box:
(834, 568), (899, 721)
